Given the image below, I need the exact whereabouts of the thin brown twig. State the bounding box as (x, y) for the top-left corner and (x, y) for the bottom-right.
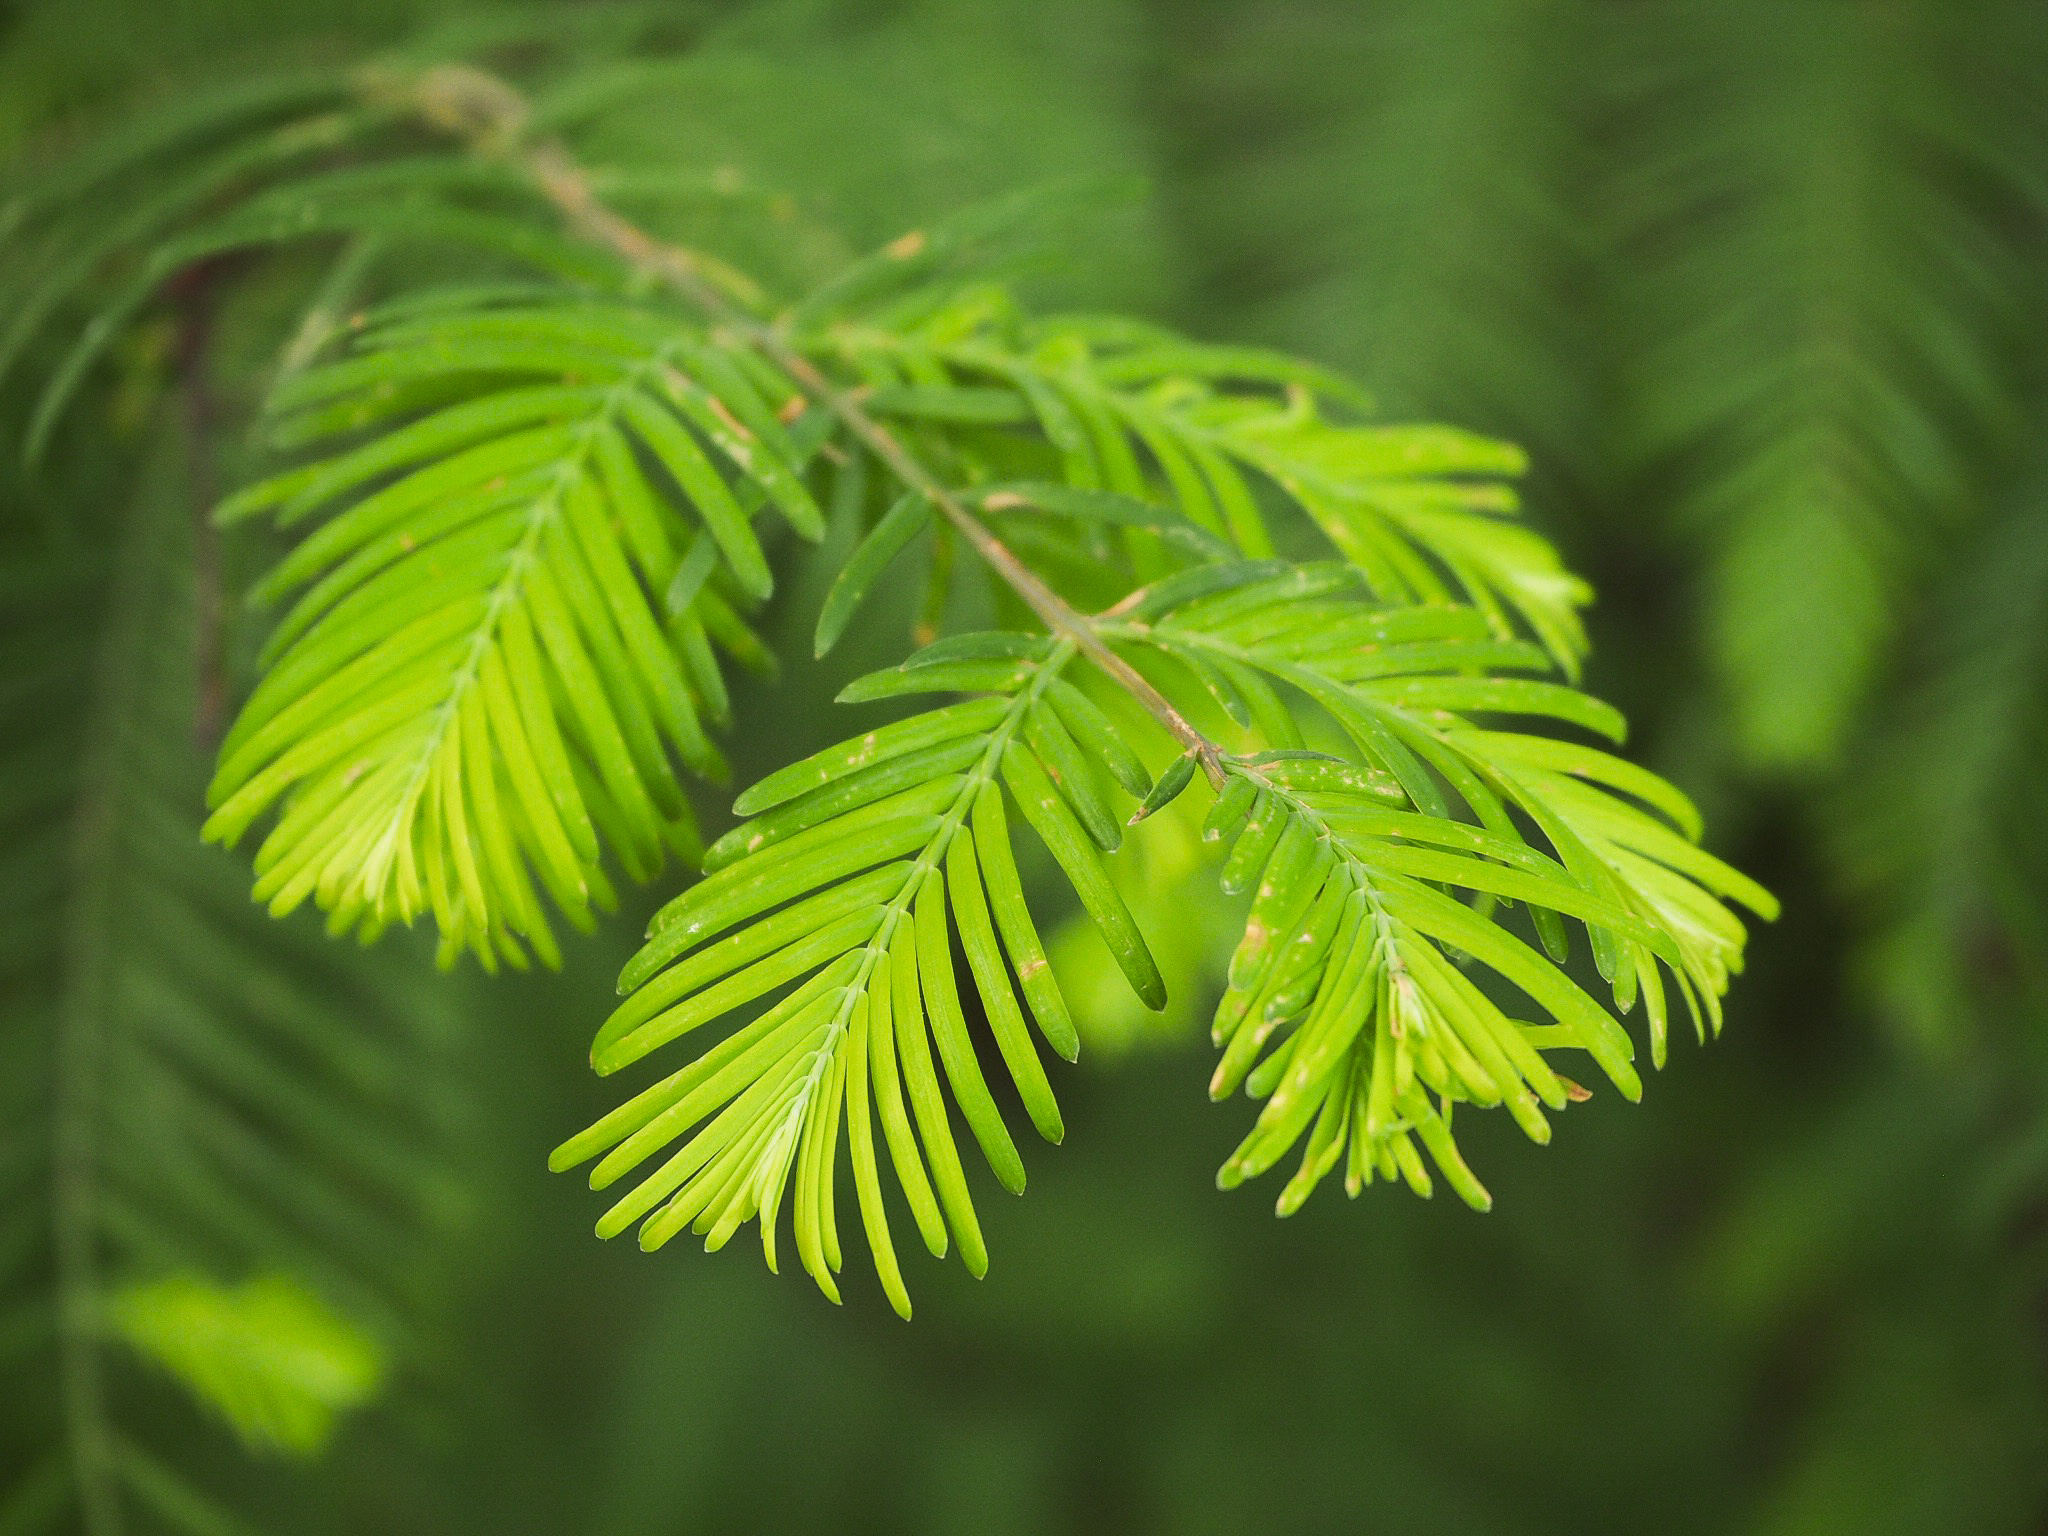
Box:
(380, 62), (1228, 789)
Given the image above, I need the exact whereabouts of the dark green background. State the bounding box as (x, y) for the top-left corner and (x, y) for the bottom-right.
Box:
(4, 1), (2045, 1531)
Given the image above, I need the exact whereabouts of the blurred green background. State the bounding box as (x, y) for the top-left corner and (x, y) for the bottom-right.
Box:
(4, 1), (2047, 1532)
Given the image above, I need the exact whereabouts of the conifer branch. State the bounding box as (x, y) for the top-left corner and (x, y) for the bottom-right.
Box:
(0, 39), (1774, 1320)
(50, 476), (156, 1536)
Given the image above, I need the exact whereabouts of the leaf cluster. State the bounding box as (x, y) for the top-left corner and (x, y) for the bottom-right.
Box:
(0, 43), (1774, 1323)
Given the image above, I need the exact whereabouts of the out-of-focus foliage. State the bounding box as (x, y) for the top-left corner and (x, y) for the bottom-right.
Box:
(2, 2), (2046, 1535)
(1611, 0), (2045, 775)
(0, 390), (475, 1524)
(109, 1273), (384, 1458)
